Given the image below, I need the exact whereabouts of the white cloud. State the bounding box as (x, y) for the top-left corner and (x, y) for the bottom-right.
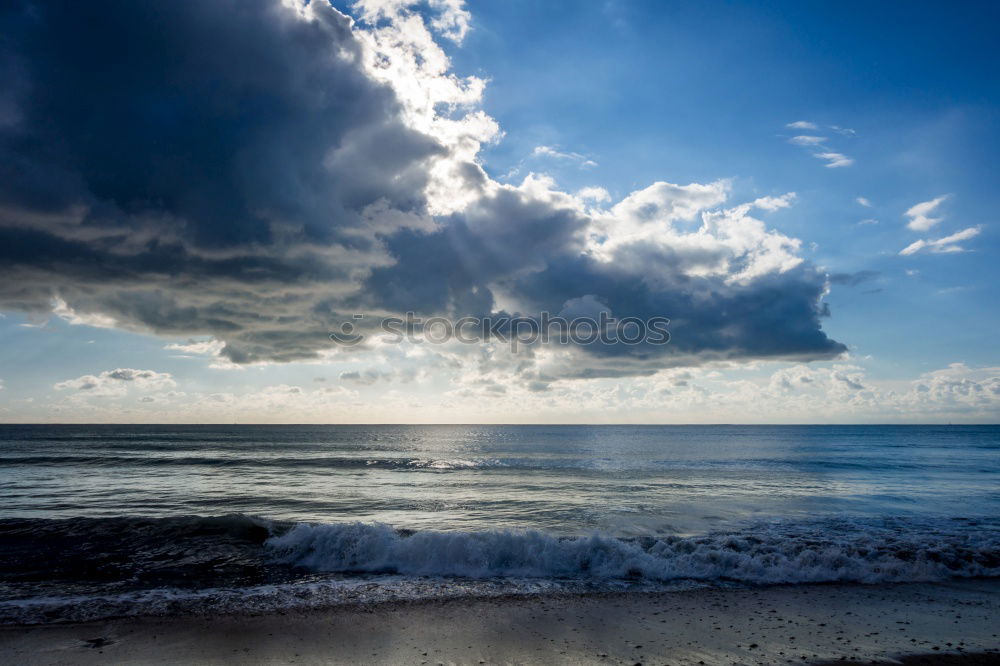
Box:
(904, 194), (950, 231)
(426, 360), (1000, 423)
(54, 368), (176, 396)
(830, 125), (857, 137)
(814, 152), (854, 168)
(504, 144), (600, 181)
(784, 123), (853, 168)
(21, 342), (1000, 422)
(427, 0), (472, 42)
(165, 339), (226, 357)
(899, 226), (982, 256)
(755, 362), (1000, 418)
(591, 181), (805, 285)
(354, 0), (472, 43)
(857, 218), (879, 226)
(789, 135), (826, 146)
(856, 197), (872, 207)
(906, 363), (1000, 410)
(51, 297), (117, 328)
(531, 145), (597, 168)
(576, 186), (611, 203)
(752, 192), (797, 211)
(604, 179), (731, 227)
(352, 0), (498, 217)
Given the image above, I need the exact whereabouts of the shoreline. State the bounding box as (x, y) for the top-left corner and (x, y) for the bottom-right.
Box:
(1, 580), (998, 665)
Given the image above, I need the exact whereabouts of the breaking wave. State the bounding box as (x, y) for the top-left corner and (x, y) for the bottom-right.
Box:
(1, 514), (998, 624)
(266, 518), (1000, 584)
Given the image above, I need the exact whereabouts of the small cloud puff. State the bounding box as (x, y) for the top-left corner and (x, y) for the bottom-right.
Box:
(752, 192), (797, 211)
(789, 135), (826, 146)
(532, 145), (597, 168)
(54, 368), (176, 395)
(905, 195), (950, 232)
(165, 339), (226, 356)
(814, 152), (854, 168)
(899, 226), (982, 256)
(783, 123), (853, 168)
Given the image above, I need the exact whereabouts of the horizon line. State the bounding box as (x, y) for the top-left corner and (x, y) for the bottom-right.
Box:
(0, 422), (995, 427)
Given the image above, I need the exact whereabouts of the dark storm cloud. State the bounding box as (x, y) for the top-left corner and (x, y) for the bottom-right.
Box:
(0, 0), (846, 374)
(0, 0), (437, 243)
(365, 182), (845, 375)
(509, 258), (843, 362)
(364, 184), (589, 316)
(0, 0), (441, 362)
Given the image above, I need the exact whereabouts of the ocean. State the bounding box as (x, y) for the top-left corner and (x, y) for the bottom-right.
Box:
(1, 424), (998, 624)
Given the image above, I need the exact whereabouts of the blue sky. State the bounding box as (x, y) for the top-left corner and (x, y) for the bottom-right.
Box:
(462, 0), (1000, 375)
(0, 0), (997, 422)
(456, 0), (1000, 368)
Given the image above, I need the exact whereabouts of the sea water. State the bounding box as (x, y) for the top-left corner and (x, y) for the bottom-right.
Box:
(1, 424), (997, 623)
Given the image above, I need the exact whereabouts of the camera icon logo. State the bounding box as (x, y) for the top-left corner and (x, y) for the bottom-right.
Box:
(329, 314), (365, 346)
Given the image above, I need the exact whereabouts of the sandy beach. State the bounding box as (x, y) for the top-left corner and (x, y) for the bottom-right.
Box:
(1, 580), (997, 665)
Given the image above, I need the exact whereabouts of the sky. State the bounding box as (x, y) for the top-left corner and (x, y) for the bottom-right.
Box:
(0, 0), (997, 423)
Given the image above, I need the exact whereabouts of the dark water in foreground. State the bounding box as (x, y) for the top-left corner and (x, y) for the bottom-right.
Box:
(1, 424), (998, 623)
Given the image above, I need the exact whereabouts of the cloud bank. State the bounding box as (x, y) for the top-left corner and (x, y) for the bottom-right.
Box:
(31, 361), (1000, 424)
(0, 0), (845, 380)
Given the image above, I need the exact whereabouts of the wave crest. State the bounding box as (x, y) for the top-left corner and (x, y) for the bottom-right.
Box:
(266, 519), (1000, 584)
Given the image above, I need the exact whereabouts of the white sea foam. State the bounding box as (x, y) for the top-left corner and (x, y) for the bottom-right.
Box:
(0, 576), (588, 625)
(266, 518), (1000, 585)
(2, 517), (997, 624)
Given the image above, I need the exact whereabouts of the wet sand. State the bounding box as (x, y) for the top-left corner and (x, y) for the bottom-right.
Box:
(1, 580), (998, 665)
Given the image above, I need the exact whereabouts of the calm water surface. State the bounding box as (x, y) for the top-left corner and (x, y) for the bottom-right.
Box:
(2, 424), (997, 534)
